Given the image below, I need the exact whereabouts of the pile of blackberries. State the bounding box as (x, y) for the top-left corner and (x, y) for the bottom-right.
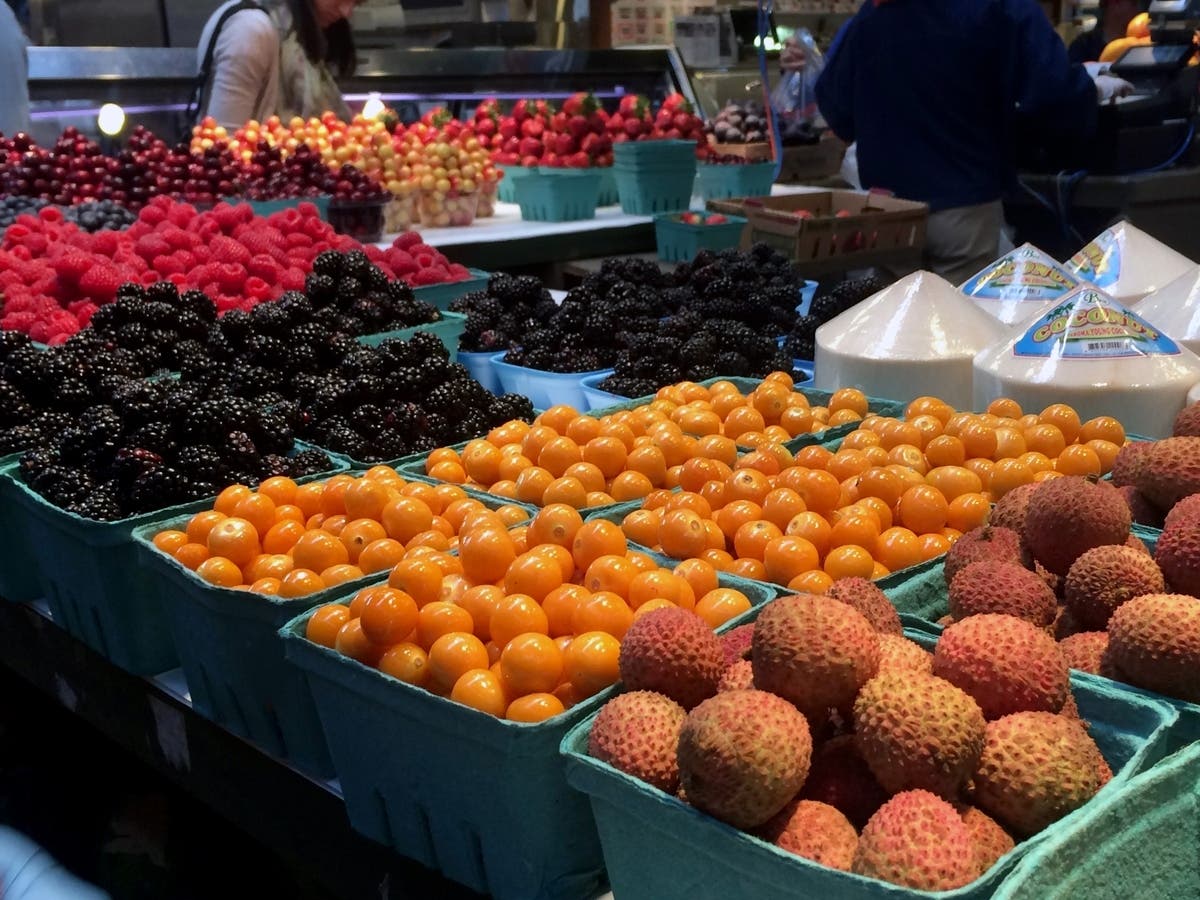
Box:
(300, 249), (442, 337)
(15, 376), (334, 521)
(452, 273), (558, 354)
(86, 281), (217, 374)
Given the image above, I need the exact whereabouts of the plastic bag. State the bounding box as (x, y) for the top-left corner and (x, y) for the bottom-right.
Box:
(770, 29), (825, 144)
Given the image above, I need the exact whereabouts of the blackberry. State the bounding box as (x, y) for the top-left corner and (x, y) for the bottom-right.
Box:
(246, 335), (288, 368)
(0, 330), (33, 362)
(333, 314), (364, 336)
(311, 250), (344, 278)
(320, 425), (366, 459)
(258, 454), (294, 479)
(385, 402), (426, 439)
(224, 431), (260, 471)
(337, 276), (364, 301)
(249, 302), (291, 337)
(0, 424), (40, 454)
(34, 410), (72, 440)
(715, 351), (749, 373)
(76, 484), (125, 522)
(182, 400), (230, 444)
(386, 281), (416, 305)
(252, 413), (295, 456)
(494, 393), (535, 422)
(276, 291), (314, 324)
(128, 421), (177, 456)
(289, 448), (333, 477)
(305, 273), (338, 304)
(128, 466), (192, 513)
(341, 250), (372, 280)
(409, 331), (450, 364)
(179, 289), (218, 322)
(18, 446), (59, 481)
(33, 465), (93, 507)
(176, 445), (225, 483)
(54, 377), (94, 410)
(339, 348), (386, 378)
(219, 309), (253, 344)
(112, 447), (164, 486)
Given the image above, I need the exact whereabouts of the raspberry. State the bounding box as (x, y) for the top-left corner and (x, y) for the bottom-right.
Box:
(286, 246), (312, 264)
(281, 268), (306, 291)
(193, 218), (222, 242)
(153, 254), (184, 276)
(388, 253), (417, 274)
(78, 264), (124, 303)
(210, 203), (242, 232)
(21, 233), (48, 256)
(214, 294), (241, 313)
(284, 232), (311, 248)
(37, 205), (64, 224)
(53, 250), (94, 284)
(167, 203), (197, 228)
(135, 234), (172, 261)
(216, 263), (246, 293)
(244, 276), (272, 300)
(448, 263), (470, 279)
(209, 235), (251, 265)
(139, 203), (168, 227)
(415, 252), (436, 269)
(89, 231), (121, 256)
(160, 225), (190, 251)
(1, 311), (36, 332)
(393, 232), (422, 250)
(246, 254), (281, 282)
(301, 217), (328, 240)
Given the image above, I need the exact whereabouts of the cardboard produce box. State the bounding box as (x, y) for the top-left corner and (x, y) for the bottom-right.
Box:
(778, 135), (846, 182)
(739, 190), (928, 270)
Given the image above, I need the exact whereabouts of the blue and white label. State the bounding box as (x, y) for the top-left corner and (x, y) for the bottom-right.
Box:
(961, 245), (1078, 301)
(1013, 287), (1180, 359)
(1067, 229), (1122, 288)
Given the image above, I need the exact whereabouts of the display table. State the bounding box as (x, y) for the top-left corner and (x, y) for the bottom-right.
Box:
(1012, 165), (1200, 261)
(0, 601), (485, 900)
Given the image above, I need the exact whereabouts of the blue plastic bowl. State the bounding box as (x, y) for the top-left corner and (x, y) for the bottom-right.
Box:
(460, 349), (504, 395)
(492, 356), (614, 410)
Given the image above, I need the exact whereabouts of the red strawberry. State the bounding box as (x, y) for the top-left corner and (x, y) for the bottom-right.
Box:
(519, 137), (543, 159)
(566, 152), (591, 168)
(554, 134), (576, 156)
(618, 94), (646, 116)
(521, 119), (545, 139)
(551, 111), (568, 134)
(513, 99), (532, 123)
(624, 119), (644, 138)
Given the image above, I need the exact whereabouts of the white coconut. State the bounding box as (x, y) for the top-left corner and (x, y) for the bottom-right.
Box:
(814, 270), (1009, 409)
(973, 285), (1200, 438)
(1066, 221), (1195, 304)
(959, 243), (1079, 327)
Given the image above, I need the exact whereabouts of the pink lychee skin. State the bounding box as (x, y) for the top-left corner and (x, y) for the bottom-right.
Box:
(852, 790), (980, 891)
(618, 607), (724, 710)
(588, 690), (686, 794)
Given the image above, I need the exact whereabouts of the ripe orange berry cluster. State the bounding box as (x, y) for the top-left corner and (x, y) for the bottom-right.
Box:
(304, 504), (752, 722)
(839, 397), (1129, 502)
(421, 377), (871, 511)
(150, 467), (528, 596)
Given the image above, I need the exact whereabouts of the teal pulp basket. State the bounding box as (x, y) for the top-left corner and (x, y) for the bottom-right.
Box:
(696, 162), (776, 201)
(654, 212), (748, 261)
(0, 453), (42, 602)
(514, 168), (602, 222)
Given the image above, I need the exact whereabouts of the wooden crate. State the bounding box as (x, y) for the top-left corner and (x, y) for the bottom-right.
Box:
(708, 141), (773, 162)
(739, 190), (928, 273)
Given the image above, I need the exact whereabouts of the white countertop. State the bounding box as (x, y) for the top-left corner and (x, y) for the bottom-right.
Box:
(377, 185), (825, 250)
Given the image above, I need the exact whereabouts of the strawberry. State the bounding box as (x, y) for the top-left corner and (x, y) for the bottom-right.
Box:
(566, 151), (590, 168)
(618, 94), (646, 116)
(519, 136), (543, 159)
(554, 134), (576, 156)
(513, 99), (532, 123)
(606, 113), (624, 135)
(705, 214), (728, 225)
(521, 118), (545, 139)
(551, 111), (568, 134)
(502, 136), (521, 155)
(499, 118), (519, 140)
(624, 118), (644, 138)
(568, 116), (591, 140)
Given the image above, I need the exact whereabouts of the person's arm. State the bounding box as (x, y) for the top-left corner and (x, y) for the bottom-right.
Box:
(1003, 0), (1098, 139)
(205, 10), (279, 129)
(815, 19), (858, 143)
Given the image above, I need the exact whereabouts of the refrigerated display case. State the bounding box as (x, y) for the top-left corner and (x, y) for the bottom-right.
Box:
(25, 45), (698, 144)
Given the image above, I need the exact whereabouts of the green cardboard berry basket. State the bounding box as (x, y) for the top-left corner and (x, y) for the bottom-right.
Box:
(597, 167), (618, 206)
(696, 162), (776, 202)
(128, 489), (534, 775)
(410, 269), (490, 311)
(0, 444), (350, 676)
(278, 569), (776, 899)
(560, 617), (1179, 900)
(356, 311), (468, 357)
(0, 452), (43, 602)
(654, 212), (748, 262)
(990, 741), (1200, 900)
(514, 168), (602, 222)
(245, 195), (331, 220)
(613, 166), (696, 216)
(496, 164), (533, 203)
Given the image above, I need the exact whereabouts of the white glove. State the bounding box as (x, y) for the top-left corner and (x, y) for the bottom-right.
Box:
(1094, 74), (1135, 103)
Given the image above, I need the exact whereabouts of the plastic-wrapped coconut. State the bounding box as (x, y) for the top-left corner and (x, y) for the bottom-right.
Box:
(973, 285), (1200, 438)
(1135, 267), (1200, 355)
(960, 244), (1079, 327)
(814, 270), (1009, 409)
(1066, 222), (1195, 304)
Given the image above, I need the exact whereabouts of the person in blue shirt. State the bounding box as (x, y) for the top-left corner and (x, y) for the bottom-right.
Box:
(815, 0), (1123, 282)
(0, 827), (109, 899)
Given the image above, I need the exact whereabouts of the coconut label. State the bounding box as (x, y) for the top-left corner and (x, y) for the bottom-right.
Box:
(1013, 287), (1180, 358)
(1067, 229), (1121, 288)
(961, 245), (1078, 301)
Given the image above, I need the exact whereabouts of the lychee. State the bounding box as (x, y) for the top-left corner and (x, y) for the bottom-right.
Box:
(618, 607), (723, 710)
(719, 623), (754, 669)
(759, 799), (857, 871)
(988, 482), (1038, 533)
(1110, 440), (1149, 487)
(852, 790), (979, 890)
(1174, 402), (1200, 437)
(826, 577), (902, 635)
(876, 634), (933, 676)
(1023, 476), (1130, 576)
(943, 526), (1023, 587)
(588, 691), (686, 794)
(1134, 436), (1200, 510)
(933, 615), (1069, 719)
(1117, 485), (1163, 528)
(1165, 493), (1200, 529)
(972, 712), (1103, 837)
(1154, 519), (1200, 598)
(718, 658), (753, 692)
(751, 594), (880, 724)
(854, 672), (986, 798)
(1105, 593), (1200, 703)
(1063, 544), (1165, 630)
(960, 806), (1015, 875)
(948, 559), (1057, 627)
(677, 689), (812, 830)
(798, 734), (888, 829)
(1057, 631), (1109, 675)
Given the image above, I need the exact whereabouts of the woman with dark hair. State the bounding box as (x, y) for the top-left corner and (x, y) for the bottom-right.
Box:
(195, 0), (359, 128)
